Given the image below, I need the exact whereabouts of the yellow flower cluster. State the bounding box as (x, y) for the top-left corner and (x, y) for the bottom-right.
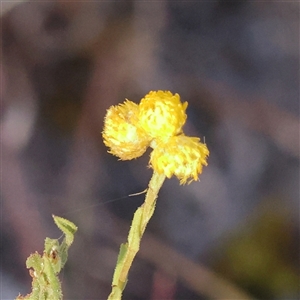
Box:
(102, 90), (209, 184)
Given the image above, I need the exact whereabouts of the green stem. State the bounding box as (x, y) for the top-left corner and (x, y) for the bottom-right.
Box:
(108, 171), (166, 300)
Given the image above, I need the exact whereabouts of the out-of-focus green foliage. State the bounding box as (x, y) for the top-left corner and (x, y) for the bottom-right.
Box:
(213, 199), (299, 299)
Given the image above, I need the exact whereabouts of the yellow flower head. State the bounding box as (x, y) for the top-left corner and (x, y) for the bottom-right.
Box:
(102, 100), (151, 160)
(149, 135), (209, 184)
(139, 90), (188, 140)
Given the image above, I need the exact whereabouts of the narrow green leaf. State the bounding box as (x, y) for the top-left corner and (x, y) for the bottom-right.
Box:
(128, 207), (142, 248)
(112, 243), (128, 286)
(26, 253), (43, 273)
(17, 216), (77, 300)
(52, 215), (78, 246)
(43, 255), (63, 300)
(58, 239), (68, 269)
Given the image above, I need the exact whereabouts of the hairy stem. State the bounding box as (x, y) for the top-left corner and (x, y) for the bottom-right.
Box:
(108, 171), (166, 300)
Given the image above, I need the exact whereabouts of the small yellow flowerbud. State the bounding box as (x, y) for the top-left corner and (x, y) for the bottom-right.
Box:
(149, 135), (209, 184)
(139, 90), (188, 140)
(102, 100), (151, 160)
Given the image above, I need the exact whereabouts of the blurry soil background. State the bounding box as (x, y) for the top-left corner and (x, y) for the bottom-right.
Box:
(1, 1), (299, 300)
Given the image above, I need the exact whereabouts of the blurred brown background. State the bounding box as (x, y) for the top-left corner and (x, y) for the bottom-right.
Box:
(1, 1), (299, 299)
